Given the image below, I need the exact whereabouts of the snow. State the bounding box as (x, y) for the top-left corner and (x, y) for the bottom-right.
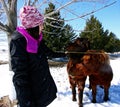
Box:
(0, 34), (120, 107)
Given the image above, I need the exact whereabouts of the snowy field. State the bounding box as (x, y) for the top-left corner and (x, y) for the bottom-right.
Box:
(0, 34), (120, 107)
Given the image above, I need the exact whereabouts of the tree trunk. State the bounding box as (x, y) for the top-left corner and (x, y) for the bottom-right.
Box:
(7, 33), (12, 71)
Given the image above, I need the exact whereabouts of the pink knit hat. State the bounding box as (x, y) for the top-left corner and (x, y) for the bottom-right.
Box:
(19, 6), (44, 29)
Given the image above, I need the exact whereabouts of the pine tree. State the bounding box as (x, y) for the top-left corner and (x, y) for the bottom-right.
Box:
(43, 3), (64, 51)
(43, 3), (76, 51)
(80, 15), (105, 50)
(105, 32), (120, 52)
(79, 15), (120, 52)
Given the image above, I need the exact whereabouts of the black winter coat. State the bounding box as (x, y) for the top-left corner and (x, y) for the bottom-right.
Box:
(10, 31), (66, 107)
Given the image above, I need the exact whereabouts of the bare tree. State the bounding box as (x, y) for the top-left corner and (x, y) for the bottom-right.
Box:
(0, 0), (17, 38)
(0, 0), (116, 37)
(0, 0), (116, 69)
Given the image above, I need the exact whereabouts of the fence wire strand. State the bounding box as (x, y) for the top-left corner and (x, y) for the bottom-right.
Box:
(56, 51), (111, 55)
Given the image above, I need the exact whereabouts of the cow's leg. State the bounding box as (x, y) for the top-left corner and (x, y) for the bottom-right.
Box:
(78, 89), (83, 107)
(89, 77), (97, 103)
(71, 84), (77, 101)
(88, 76), (92, 89)
(77, 80), (86, 107)
(104, 85), (110, 101)
(69, 77), (77, 101)
(91, 85), (97, 103)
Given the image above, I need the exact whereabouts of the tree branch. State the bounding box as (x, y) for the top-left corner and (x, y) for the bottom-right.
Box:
(32, 0), (39, 6)
(9, 0), (17, 29)
(0, 0), (17, 31)
(44, 21), (64, 29)
(45, 0), (102, 17)
(54, 0), (86, 21)
(63, 1), (117, 22)
(36, 0), (47, 8)
(0, 0), (9, 18)
(45, 0), (77, 17)
(45, 1), (117, 22)
(0, 21), (7, 32)
(27, 0), (31, 5)
(42, 30), (58, 35)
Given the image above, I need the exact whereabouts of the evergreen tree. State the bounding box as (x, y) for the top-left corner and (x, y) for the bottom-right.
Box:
(80, 15), (105, 49)
(43, 3), (76, 51)
(79, 15), (120, 52)
(62, 24), (77, 43)
(105, 32), (120, 52)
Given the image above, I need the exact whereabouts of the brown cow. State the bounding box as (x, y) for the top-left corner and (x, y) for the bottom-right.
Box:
(66, 38), (90, 107)
(78, 50), (113, 103)
(66, 38), (113, 107)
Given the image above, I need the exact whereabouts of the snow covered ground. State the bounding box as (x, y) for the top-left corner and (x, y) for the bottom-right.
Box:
(0, 34), (120, 107)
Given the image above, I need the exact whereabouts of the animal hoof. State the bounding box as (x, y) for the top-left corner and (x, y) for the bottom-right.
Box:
(79, 104), (83, 107)
(104, 97), (109, 102)
(72, 98), (77, 101)
(92, 100), (96, 103)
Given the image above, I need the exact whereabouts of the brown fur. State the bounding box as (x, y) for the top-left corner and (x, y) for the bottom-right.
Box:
(78, 50), (113, 103)
(66, 38), (113, 107)
(67, 59), (87, 107)
(66, 38), (90, 107)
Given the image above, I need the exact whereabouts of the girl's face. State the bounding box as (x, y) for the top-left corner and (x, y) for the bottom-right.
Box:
(39, 24), (44, 34)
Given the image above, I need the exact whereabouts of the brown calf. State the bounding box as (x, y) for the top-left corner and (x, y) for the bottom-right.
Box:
(66, 38), (113, 107)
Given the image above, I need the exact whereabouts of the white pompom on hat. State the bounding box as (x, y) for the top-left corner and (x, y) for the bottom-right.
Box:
(19, 6), (44, 29)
